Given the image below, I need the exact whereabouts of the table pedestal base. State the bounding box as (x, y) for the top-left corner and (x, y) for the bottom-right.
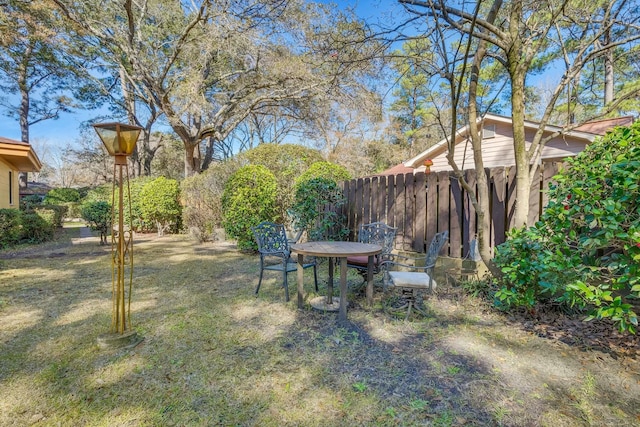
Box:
(309, 296), (340, 312)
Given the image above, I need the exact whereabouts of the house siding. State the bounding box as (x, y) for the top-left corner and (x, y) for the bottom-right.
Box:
(425, 119), (590, 172)
(0, 157), (18, 209)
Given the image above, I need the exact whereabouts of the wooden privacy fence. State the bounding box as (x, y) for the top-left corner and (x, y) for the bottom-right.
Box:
(340, 162), (565, 258)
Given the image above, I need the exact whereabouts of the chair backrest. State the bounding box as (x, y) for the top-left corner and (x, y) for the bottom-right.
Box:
(252, 222), (290, 255)
(358, 222), (397, 255)
(425, 231), (449, 267)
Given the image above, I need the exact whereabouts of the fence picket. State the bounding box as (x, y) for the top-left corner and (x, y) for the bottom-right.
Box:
(342, 164), (564, 257)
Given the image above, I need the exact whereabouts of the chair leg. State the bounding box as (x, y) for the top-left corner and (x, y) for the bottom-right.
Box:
(313, 264), (318, 292)
(406, 289), (429, 319)
(255, 260), (265, 296)
(283, 262), (290, 302)
(405, 300), (412, 321)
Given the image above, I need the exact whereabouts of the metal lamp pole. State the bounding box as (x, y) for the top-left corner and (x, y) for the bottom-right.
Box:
(93, 122), (143, 349)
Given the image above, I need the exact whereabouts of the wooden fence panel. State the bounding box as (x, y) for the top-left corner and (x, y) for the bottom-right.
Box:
(414, 172), (426, 252)
(426, 172), (438, 245)
(342, 162), (566, 257)
(343, 180), (355, 241)
(404, 173), (416, 251)
(387, 174), (395, 228)
(437, 171), (450, 255)
(362, 178), (371, 227)
(449, 175), (463, 257)
(376, 175), (387, 224)
(355, 178), (364, 233)
(370, 176), (379, 223)
(394, 173), (405, 246)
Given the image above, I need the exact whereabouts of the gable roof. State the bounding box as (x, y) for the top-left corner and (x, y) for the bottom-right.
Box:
(403, 113), (627, 169)
(0, 137), (42, 172)
(574, 116), (634, 135)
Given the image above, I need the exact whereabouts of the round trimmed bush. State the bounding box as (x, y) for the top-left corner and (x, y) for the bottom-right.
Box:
(221, 165), (278, 251)
(139, 177), (182, 236)
(81, 201), (112, 245)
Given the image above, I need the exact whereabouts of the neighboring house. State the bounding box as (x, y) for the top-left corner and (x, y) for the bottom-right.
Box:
(399, 113), (634, 173)
(0, 137), (42, 209)
(20, 181), (53, 201)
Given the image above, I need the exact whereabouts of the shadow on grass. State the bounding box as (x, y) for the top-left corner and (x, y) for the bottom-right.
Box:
(1, 233), (639, 426)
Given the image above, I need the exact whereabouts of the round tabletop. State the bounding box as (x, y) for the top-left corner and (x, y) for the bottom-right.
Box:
(290, 241), (382, 257)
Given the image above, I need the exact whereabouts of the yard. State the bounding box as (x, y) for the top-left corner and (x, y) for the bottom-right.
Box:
(1, 226), (639, 426)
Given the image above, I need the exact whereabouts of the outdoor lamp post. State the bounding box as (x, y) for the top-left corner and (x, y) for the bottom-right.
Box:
(93, 122), (144, 349)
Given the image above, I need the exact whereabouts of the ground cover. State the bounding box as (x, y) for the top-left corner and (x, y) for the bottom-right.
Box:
(1, 226), (639, 426)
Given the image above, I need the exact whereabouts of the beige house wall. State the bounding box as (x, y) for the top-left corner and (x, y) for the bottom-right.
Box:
(423, 120), (591, 172)
(0, 157), (18, 209)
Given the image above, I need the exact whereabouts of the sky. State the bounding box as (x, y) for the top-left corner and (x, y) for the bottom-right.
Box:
(0, 1), (407, 156)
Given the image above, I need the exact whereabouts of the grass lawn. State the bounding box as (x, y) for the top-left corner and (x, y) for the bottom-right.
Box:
(1, 226), (639, 426)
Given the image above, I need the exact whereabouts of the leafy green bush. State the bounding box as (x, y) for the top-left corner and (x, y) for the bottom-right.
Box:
(83, 184), (111, 205)
(0, 207), (57, 247)
(44, 188), (81, 204)
(81, 201), (111, 245)
(294, 161), (351, 188)
(0, 209), (22, 248)
(221, 165), (278, 251)
(289, 177), (348, 241)
(239, 144), (324, 224)
(32, 205), (67, 228)
(181, 160), (240, 242)
(139, 177), (182, 236)
(494, 121), (640, 333)
(20, 195), (42, 211)
(21, 211), (54, 243)
(81, 177), (153, 232)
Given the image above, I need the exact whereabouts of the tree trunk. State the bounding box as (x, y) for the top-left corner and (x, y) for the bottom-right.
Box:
(509, 44), (531, 229)
(19, 46), (31, 189)
(184, 142), (201, 177)
(604, 26), (614, 105)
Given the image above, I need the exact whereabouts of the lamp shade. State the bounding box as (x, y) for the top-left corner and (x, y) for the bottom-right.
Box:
(93, 122), (142, 157)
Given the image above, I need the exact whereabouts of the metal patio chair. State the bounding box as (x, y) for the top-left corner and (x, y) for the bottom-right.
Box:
(346, 222), (397, 280)
(252, 221), (317, 302)
(382, 231), (448, 320)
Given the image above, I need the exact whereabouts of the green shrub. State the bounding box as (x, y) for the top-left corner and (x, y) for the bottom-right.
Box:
(81, 201), (111, 245)
(139, 177), (182, 236)
(44, 188), (81, 204)
(294, 161), (352, 188)
(83, 184), (111, 205)
(126, 177), (154, 232)
(494, 121), (640, 333)
(63, 202), (82, 219)
(0, 209), (22, 248)
(181, 160), (240, 242)
(239, 144), (324, 225)
(21, 211), (54, 243)
(289, 177), (348, 241)
(221, 165), (278, 251)
(32, 205), (67, 228)
(20, 195), (42, 211)
(81, 177), (153, 232)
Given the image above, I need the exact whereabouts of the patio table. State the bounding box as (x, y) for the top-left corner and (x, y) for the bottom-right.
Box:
(290, 241), (382, 322)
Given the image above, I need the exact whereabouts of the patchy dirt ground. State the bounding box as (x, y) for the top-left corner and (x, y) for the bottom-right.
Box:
(1, 228), (639, 426)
